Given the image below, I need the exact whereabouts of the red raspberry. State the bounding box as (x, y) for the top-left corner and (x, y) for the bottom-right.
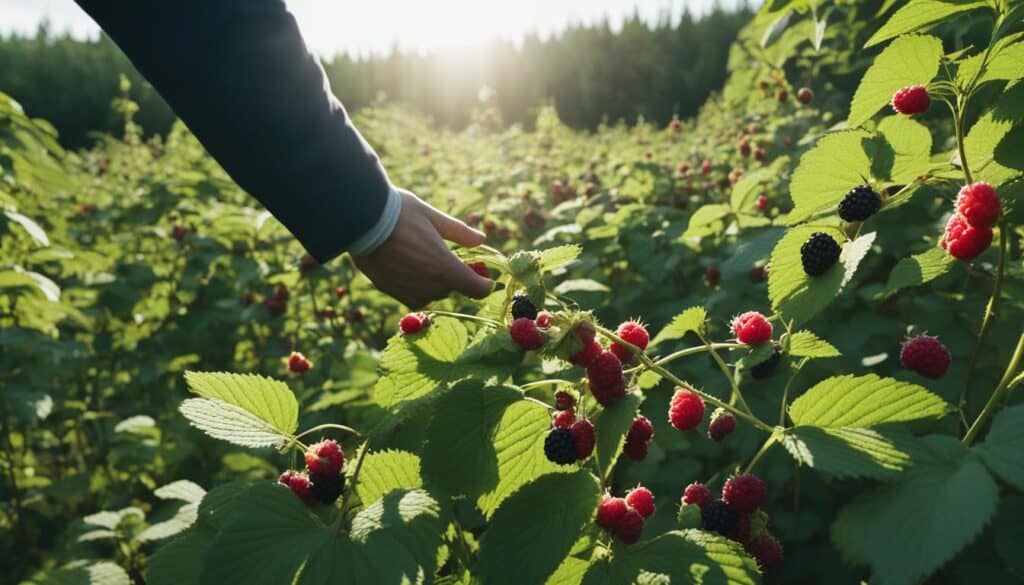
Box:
(171, 225), (188, 242)
(622, 437), (648, 461)
(610, 321), (650, 364)
(682, 483), (712, 508)
(346, 308), (364, 322)
(274, 284), (289, 301)
(705, 265), (721, 286)
(776, 89), (788, 102)
(669, 389), (705, 431)
(730, 512), (751, 543)
(731, 311), (773, 345)
(749, 265), (769, 283)
(701, 159), (712, 174)
(745, 532), (783, 570)
(278, 470), (314, 505)
(288, 352), (312, 374)
(399, 312), (430, 335)
(552, 409), (576, 429)
(627, 415), (654, 443)
(575, 323), (597, 344)
(708, 409), (737, 443)
(587, 350), (627, 406)
(596, 495), (628, 530)
(756, 194), (769, 212)
(571, 419), (596, 460)
(941, 214), (993, 260)
(956, 182), (1001, 228)
(334, 285), (348, 298)
(797, 87), (814, 105)
(754, 148), (765, 163)
(740, 141), (752, 157)
(299, 252), (319, 273)
(891, 85), (930, 115)
(570, 340), (603, 367)
(466, 261), (490, 278)
(625, 486), (655, 519)
(900, 334), (951, 379)
(304, 439), (345, 476)
(614, 507), (645, 544)
(535, 311), (553, 329)
(320, 307), (336, 320)
(722, 473), (766, 513)
(509, 317), (546, 351)
(554, 390), (574, 410)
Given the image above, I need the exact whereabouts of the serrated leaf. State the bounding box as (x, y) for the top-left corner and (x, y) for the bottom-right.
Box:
(26, 560), (130, 585)
(196, 482), (254, 532)
(885, 247), (955, 294)
(832, 454), (998, 585)
(354, 450), (423, 506)
(137, 503), (199, 542)
(787, 330), (840, 358)
(155, 480), (206, 504)
(781, 427), (920, 479)
(477, 471), (601, 585)
(147, 528), (214, 585)
(865, 2), (987, 48)
(593, 393), (644, 479)
(850, 35), (944, 126)
(788, 131), (873, 223)
(963, 111), (1020, 186)
(4, 209), (49, 246)
(539, 245), (582, 272)
(183, 371), (298, 438)
(975, 403), (1024, 490)
(374, 317), (471, 409)
(651, 306), (707, 346)
(789, 373), (951, 427)
(581, 530), (761, 585)
(179, 398), (291, 448)
(874, 116), (933, 184)
(553, 279), (610, 295)
(684, 204), (732, 236)
(957, 36), (1024, 87)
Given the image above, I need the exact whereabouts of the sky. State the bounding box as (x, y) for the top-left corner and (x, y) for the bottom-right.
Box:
(3, 0), (744, 57)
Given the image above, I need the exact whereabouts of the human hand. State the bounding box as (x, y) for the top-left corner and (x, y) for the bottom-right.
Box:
(353, 189), (492, 308)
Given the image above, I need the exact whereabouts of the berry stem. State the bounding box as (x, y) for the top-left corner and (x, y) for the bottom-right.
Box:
(624, 342), (743, 373)
(700, 334), (755, 417)
(779, 358), (809, 427)
(520, 379), (575, 391)
(960, 222), (1008, 423)
(429, 310), (503, 328)
(294, 423), (362, 441)
(963, 330), (1024, 446)
(336, 440), (371, 533)
(744, 433), (779, 474)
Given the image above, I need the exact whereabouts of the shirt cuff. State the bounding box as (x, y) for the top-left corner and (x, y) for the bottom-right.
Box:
(347, 185), (403, 256)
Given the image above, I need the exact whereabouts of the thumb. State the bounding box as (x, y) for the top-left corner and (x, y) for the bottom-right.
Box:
(423, 202), (486, 247)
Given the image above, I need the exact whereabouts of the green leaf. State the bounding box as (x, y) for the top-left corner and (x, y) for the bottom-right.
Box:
(789, 373), (951, 427)
(786, 330), (840, 358)
(832, 452), (998, 585)
(183, 371), (298, 438)
(477, 471), (601, 585)
(994, 125), (1024, 175)
(179, 398), (293, 448)
(729, 168), (773, 212)
(592, 393), (644, 479)
(581, 530), (761, 585)
(651, 306), (707, 346)
(137, 501), (199, 542)
(684, 204), (732, 236)
(26, 560), (131, 585)
(4, 209), (49, 246)
(374, 317), (471, 409)
(963, 111), (1021, 186)
(154, 480), (206, 504)
(347, 488), (444, 579)
(539, 245), (582, 272)
(874, 116), (933, 184)
(354, 450), (424, 506)
(787, 131), (873, 223)
(850, 35), (944, 126)
(975, 403), (1024, 490)
(865, 2), (987, 48)
(553, 279), (610, 295)
(885, 247), (955, 294)
(781, 427), (920, 479)
(147, 529), (214, 585)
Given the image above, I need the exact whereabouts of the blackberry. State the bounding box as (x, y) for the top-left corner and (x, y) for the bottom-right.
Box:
(838, 185), (881, 222)
(702, 499), (740, 536)
(544, 428), (577, 465)
(309, 472), (345, 505)
(511, 295), (539, 320)
(750, 344), (782, 379)
(800, 232), (841, 276)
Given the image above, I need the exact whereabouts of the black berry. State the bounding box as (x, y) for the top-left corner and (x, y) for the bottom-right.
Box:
(544, 428), (577, 465)
(511, 295), (539, 320)
(309, 472), (345, 504)
(702, 499), (740, 536)
(800, 232), (841, 276)
(751, 344), (782, 380)
(838, 185), (881, 222)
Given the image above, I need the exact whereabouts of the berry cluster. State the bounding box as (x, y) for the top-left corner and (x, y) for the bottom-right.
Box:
(508, 295), (548, 350)
(682, 475), (782, 571)
(623, 415), (654, 461)
(596, 486), (655, 544)
(544, 411), (595, 465)
(900, 334), (951, 379)
(942, 182), (1000, 261)
(278, 439), (346, 506)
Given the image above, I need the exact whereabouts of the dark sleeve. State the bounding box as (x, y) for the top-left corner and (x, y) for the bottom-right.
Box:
(74, 0), (392, 262)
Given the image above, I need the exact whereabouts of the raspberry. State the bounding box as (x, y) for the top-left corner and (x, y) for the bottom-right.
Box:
(708, 409), (737, 443)
(838, 184), (882, 222)
(740, 141), (752, 157)
(800, 232), (841, 276)
(797, 87), (814, 105)
(274, 284), (289, 301)
(749, 265), (768, 283)
(334, 285), (348, 298)
(705, 265), (721, 286)
(722, 474), (766, 513)
(756, 194), (769, 212)
(511, 294), (539, 320)
(299, 252), (319, 273)
(900, 334), (951, 379)
(305, 439), (345, 476)
(730, 512), (751, 543)
(596, 495), (628, 530)
(576, 323), (597, 344)
(278, 470), (314, 505)
(466, 261), (490, 278)
(346, 308), (364, 322)
(554, 390), (574, 410)
(544, 428), (577, 465)
(941, 214), (993, 260)
(622, 437), (649, 461)
(625, 486), (655, 519)
(701, 159), (712, 174)
(552, 409), (576, 429)
(669, 389), (705, 431)
(745, 532), (783, 570)
(610, 321), (650, 364)
(750, 344), (782, 379)
(731, 312), (773, 345)
(587, 351), (627, 406)
(288, 352), (312, 374)
(702, 500), (739, 536)
(627, 415), (654, 443)
(754, 148), (765, 163)
(956, 182), (1001, 228)
(571, 419), (596, 460)
(682, 483), (713, 508)
(510, 317), (546, 351)
(535, 311), (553, 329)
(320, 307), (336, 320)
(309, 472), (345, 505)
(891, 85), (930, 115)
(777, 89), (788, 102)
(399, 312), (430, 335)
(264, 296), (286, 317)
(570, 340), (603, 367)
(172, 225), (188, 242)
(613, 507), (645, 544)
